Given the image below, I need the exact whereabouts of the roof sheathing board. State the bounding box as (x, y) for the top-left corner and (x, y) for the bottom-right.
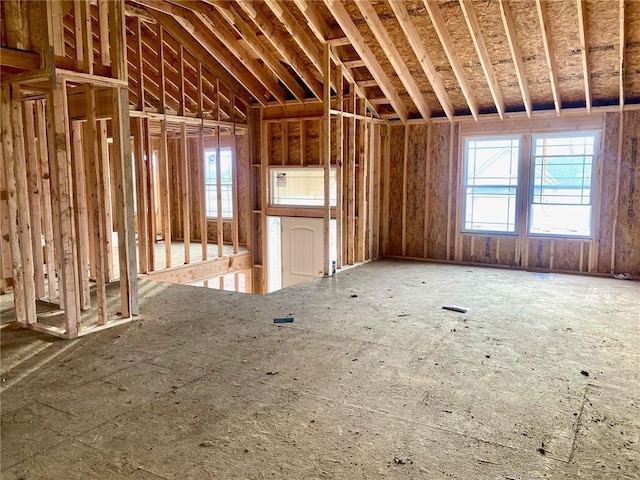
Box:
(256, 2), (323, 87)
(472, 0), (525, 113)
(371, 0), (443, 117)
(344, 0), (421, 118)
(624, 0), (640, 103)
(436, 0), (496, 114)
(509, 0), (555, 111)
(586, 0), (621, 105)
(405, 1), (470, 116)
(544, 0), (585, 107)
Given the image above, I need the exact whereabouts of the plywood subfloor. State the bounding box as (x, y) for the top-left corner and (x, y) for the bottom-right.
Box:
(1, 260), (639, 478)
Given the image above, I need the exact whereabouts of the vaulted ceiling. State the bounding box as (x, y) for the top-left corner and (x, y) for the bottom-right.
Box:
(127, 0), (640, 121)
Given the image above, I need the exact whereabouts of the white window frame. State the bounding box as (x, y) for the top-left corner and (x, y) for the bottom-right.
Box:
(461, 131), (599, 239)
(462, 135), (522, 235)
(269, 166), (337, 208)
(528, 132), (598, 238)
(204, 147), (234, 219)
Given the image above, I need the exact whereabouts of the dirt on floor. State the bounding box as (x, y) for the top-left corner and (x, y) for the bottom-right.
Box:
(1, 260), (639, 479)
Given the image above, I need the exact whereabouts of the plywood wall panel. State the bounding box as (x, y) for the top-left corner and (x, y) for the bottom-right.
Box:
(614, 110), (640, 275)
(405, 124), (427, 258)
(426, 123), (450, 260)
(387, 125), (405, 256)
(553, 240), (583, 271)
(597, 112), (619, 273)
(527, 238), (552, 270)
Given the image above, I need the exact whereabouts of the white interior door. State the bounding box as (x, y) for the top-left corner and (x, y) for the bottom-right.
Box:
(281, 217), (324, 288)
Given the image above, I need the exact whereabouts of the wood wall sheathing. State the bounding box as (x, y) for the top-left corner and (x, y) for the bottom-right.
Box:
(386, 125), (405, 256)
(614, 110), (640, 273)
(405, 124), (427, 258)
(382, 111), (640, 277)
(426, 122), (451, 260)
(596, 112), (619, 273)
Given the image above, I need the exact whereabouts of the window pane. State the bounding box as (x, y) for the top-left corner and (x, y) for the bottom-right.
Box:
(530, 134), (595, 236)
(270, 168), (337, 207)
(204, 147), (234, 217)
(463, 137), (520, 233)
(530, 204), (592, 236)
(465, 187), (517, 232)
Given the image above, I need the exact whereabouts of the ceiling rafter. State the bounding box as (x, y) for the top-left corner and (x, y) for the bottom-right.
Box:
(139, 1), (277, 106)
(499, 0), (532, 117)
(189, 9), (287, 104)
(260, 0), (322, 73)
(231, 0), (323, 100)
(192, 1), (308, 102)
(458, 0), (505, 119)
(386, 0), (454, 121)
(355, 0), (431, 120)
(292, 0), (381, 118)
(576, 0), (592, 113)
(619, 0), (625, 110)
(291, 0), (331, 41)
(423, 0), (477, 120)
(535, 0), (561, 115)
(126, 3), (253, 107)
(323, 0), (408, 122)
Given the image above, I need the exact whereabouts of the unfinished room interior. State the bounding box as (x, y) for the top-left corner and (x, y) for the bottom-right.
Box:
(1, 0), (639, 477)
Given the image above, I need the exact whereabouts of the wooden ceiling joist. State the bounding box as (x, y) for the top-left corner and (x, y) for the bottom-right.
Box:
(423, 0), (477, 120)
(138, 2), (273, 106)
(292, 0), (331, 42)
(576, 0), (592, 113)
(386, 0), (453, 121)
(198, 1), (307, 102)
(355, 0), (431, 120)
(232, 0), (323, 100)
(190, 9), (288, 104)
(499, 0), (532, 117)
(323, 0), (408, 122)
(127, 7), (253, 108)
(260, 0), (322, 72)
(458, 0), (505, 119)
(535, 0), (561, 115)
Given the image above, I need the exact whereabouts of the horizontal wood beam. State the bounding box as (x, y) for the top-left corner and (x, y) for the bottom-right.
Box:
(0, 47), (40, 70)
(144, 252), (252, 284)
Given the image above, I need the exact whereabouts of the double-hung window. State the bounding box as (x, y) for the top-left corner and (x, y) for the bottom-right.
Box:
(204, 147), (233, 218)
(529, 134), (596, 237)
(462, 132), (597, 238)
(463, 137), (520, 233)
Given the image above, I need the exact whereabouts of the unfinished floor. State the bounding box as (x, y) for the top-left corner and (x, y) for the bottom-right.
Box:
(1, 260), (639, 479)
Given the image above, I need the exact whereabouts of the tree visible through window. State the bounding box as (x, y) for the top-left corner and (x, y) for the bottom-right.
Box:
(204, 148), (233, 218)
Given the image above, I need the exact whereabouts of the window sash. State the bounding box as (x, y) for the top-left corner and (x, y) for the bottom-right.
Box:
(462, 136), (521, 234)
(204, 147), (234, 218)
